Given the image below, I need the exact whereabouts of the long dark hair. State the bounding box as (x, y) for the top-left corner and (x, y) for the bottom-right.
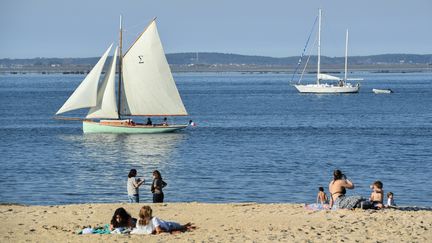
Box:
(333, 169), (344, 181)
(153, 170), (162, 179)
(110, 207), (132, 228)
(128, 169), (137, 178)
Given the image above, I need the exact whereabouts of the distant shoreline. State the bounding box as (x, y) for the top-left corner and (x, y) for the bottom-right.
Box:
(1, 63), (431, 74)
(1, 52), (431, 74)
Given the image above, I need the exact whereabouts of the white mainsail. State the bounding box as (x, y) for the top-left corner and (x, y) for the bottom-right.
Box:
(56, 44), (113, 115)
(86, 47), (119, 119)
(318, 73), (341, 81)
(121, 20), (188, 116)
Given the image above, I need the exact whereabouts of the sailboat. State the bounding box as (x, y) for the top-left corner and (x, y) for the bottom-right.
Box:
(55, 17), (189, 133)
(294, 9), (361, 93)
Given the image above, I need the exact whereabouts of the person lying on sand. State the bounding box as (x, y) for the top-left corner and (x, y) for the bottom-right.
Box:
(110, 207), (136, 232)
(131, 206), (195, 234)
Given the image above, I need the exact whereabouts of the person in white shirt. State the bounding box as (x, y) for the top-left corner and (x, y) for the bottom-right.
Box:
(127, 169), (145, 203)
(131, 206), (195, 235)
(386, 192), (396, 207)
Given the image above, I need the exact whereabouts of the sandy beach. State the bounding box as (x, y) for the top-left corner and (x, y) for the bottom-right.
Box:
(1, 203), (431, 242)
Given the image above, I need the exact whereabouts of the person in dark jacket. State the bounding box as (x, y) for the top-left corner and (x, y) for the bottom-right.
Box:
(151, 170), (167, 203)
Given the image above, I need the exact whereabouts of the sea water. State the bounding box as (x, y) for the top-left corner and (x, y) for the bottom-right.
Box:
(0, 72), (431, 206)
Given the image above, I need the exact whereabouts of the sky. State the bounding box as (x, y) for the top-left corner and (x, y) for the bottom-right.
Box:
(1, 0), (431, 58)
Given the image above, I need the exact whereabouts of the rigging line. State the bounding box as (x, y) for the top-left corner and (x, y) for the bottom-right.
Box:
(289, 15), (318, 84)
(298, 35), (318, 84)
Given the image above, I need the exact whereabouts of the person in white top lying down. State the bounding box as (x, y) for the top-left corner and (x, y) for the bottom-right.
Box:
(131, 206), (196, 235)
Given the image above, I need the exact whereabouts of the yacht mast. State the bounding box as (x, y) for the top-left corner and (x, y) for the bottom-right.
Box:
(344, 29), (349, 84)
(117, 15), (123, 119)
(317, 9), (321, 85)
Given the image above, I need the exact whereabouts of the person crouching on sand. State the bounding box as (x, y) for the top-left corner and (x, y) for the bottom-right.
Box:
(131, 206), (195, 234)
(369, 180), (384, 209)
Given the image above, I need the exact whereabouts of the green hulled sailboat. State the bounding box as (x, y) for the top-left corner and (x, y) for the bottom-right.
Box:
(55, 17), (188, 133)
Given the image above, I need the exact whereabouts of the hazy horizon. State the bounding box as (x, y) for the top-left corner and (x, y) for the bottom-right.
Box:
(1, 0), (431, 59)
(1, 52), (432, 60)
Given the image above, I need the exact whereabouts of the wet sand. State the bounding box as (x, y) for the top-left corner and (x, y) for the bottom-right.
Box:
(1, 203), (431, 242)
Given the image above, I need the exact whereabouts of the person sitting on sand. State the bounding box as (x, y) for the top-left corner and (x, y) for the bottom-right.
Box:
(316, 187), (329, 205)
(369, 180), (384, 209)
(110, 207), (136, 232)
(329, 169), (370, 210)
(386, 192), (396, 207)
(131, 206), (195, 234)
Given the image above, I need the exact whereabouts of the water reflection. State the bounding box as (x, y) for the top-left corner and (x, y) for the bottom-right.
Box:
(58, 132), (186, 170)
(60, 133), (187, 186)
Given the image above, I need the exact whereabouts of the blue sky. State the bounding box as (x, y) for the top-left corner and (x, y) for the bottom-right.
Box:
(1, 0), (431, 58)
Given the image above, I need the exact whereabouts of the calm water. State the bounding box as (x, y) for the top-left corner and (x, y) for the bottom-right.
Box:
(0, 72), (431, 206)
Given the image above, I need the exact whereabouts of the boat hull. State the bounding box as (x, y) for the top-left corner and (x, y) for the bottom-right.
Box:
(372, 89), (392, 94)
(294, 84), (359, 93)
(83, 121), (187, 134)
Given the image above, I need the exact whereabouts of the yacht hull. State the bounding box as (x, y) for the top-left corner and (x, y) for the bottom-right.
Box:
(372, 89), (392, 94)
(294, 84), (360, 93)
(83, 121), (187, 134)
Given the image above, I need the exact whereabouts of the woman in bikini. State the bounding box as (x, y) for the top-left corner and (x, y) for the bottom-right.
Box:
(329, 169), (368, 209)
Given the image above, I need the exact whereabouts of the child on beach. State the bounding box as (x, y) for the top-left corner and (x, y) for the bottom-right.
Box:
(127, 169), (145, 203)
(110, 207), (136, 232)
(386, 192), (396, 207)
(316, 187), (329, 205)
(131, 206), (195, 234)
(369, 181), (384, 209)
(151, 170), (167, 203)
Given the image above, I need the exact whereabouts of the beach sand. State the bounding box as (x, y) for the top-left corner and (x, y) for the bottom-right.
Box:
(2, 203), (431, 242)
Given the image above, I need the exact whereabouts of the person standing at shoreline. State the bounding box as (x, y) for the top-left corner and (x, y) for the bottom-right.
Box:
(127, 169), (145, 203)
(151, 170), (167, 203)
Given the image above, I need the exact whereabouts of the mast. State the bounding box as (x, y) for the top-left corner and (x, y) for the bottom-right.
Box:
(344, 29), (349, 84)
(117, 15), (123, 119)
(317, 8), (321, 85)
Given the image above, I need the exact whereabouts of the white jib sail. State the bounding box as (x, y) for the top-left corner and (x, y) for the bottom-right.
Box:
(56, 44), (113, 115)
(121, 20), (187, 116)
(86, 46), (119, 119)
(318, 73), (341, 81)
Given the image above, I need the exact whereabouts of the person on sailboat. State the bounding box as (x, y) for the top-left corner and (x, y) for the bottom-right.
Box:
(146, 118), (153, 126)
(188, 120), (196, 127)
(162, 117), (168, 126)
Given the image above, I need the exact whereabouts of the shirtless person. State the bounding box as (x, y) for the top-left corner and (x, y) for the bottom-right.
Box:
(369, 181), (384, 209)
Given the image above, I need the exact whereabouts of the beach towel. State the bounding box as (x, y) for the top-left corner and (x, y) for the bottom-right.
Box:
(304, 203), (331, 211)
(333, 195), (368, 209)
(77, 224), (111, 235)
